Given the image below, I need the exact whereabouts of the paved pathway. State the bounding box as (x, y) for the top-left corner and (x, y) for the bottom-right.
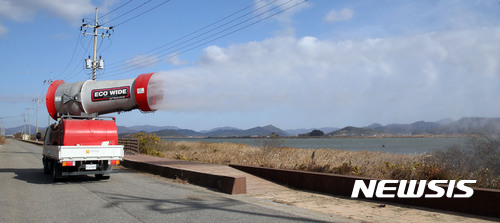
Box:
(124, 154), (289, 194)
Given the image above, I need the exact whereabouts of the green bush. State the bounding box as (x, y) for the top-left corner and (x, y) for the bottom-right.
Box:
(133, 132), (163, 157)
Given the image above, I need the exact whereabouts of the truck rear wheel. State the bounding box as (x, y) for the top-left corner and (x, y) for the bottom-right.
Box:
(52, 162), (61, 182)
(43, 158), (50, 174)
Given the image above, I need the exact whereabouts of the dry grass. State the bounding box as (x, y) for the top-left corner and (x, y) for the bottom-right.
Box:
(157, 136), (500, 189)
(157, 140), (427, 180)
(0, 136), (6, 145)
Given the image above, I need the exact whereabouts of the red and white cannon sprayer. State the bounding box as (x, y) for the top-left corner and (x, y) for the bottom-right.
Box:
(43, 73), (163, 181)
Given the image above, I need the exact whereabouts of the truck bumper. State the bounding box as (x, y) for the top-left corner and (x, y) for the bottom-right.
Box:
(61, 169), (118, 176)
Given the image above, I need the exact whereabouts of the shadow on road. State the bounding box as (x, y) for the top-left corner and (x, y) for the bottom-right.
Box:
(0, 168), (112, 185)
(95, 191), (330, 223)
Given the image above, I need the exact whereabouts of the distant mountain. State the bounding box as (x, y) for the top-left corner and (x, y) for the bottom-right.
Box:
(199, 126), (241, 133)
(5, 125), (46, 135)
(286, 127), (339, 136)
(261, 125), (290, 136)
(128, 125), (179, 132)
(286, 128), (316, 136)
(148, 124), (290, 137)
(204, 125), (290, 137)
(326, 126), (381, 137)
(20, 116), (499, 138)
(116, 126), (138, 134)
(371, 121), (441, 135)
(203, 129), (246, 137)
(175, 129), (205, 137)
(154, 129), (185, 137)
(365, 123), (383, 130)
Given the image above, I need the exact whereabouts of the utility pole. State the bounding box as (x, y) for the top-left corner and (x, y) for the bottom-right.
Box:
(26, 107), (32, 140)
(81, 8), (112, 81)
(43, 72), (53, 126)
(22, 113), (26, 138)
(33, 97), (43, 139)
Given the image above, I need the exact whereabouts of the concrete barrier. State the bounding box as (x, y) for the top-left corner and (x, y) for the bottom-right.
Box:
(230, 164), (500, 218)
(123, 159), (246, 195)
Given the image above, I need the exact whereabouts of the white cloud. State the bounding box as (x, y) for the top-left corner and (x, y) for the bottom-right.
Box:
(37, 0), (95, 23)
(0, 0), (94, 25)
(156, 27), (500, 126)
(0, 0), (35, 22)
(324, 8), (354, 23)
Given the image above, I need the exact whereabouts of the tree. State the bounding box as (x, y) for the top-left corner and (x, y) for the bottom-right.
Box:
(309, 130), (325, 137)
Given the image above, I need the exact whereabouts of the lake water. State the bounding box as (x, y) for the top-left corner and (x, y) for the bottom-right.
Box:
(162, 137), (468, 154)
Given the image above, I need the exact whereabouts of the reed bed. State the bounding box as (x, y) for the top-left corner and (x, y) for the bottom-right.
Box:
(157, 140), (428, 180)
(153, 135), (500, 189)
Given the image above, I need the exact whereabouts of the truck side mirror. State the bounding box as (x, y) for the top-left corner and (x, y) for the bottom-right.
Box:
(36, 132), (42, 140)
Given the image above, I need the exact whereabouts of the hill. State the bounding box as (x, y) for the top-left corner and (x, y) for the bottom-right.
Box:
(122, 124), (291, 137)
(198, 125), (290, 137)
(363, 117), (500, 135)
(128, 125), (179, 132)
(5, 125), (46, 135)
(326, 126), (381, 137)
(285, 127), (338, 136)
(24, 116), (499, 138)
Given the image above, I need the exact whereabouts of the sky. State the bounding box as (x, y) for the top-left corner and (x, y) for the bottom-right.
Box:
(1, 0), (500, 131)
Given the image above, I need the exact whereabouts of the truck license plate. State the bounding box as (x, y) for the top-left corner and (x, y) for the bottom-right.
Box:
(86, 164), (97, 170)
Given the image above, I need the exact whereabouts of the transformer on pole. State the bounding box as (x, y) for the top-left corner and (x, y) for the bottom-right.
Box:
(81, 8), (112, 81)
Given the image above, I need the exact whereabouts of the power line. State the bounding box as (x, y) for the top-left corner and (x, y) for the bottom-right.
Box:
(105, 0), (275, 70)
(103, 0), (280, 73)
(101, 0), (152, 26)
(53, 32), (82, 80)
(99, 0), (135, 20)
(112, 0), (172, 28)
(58, 35), (93, 80)
(105, 0), (308, 77)
(107, 0), (303, 76)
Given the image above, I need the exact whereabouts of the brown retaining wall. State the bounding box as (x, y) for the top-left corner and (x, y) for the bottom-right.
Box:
(123, 159), (246, 194)
(230, 164), (500, 218)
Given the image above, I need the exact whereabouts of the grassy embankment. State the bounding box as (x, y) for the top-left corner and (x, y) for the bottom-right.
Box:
(134, 133), (500, 189)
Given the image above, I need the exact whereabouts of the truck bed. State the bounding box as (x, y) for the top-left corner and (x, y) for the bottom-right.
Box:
(43, 145), (124, 162)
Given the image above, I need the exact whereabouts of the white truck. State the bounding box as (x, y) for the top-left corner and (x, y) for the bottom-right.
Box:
(42, 118), (124, 181)
(43, 73), (161, 181)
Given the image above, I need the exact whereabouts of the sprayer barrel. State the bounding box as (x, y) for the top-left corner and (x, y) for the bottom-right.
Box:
(46, 73), (163, 120)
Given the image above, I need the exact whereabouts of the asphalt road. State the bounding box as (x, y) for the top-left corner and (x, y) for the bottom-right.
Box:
(0, 139), (345, 223)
